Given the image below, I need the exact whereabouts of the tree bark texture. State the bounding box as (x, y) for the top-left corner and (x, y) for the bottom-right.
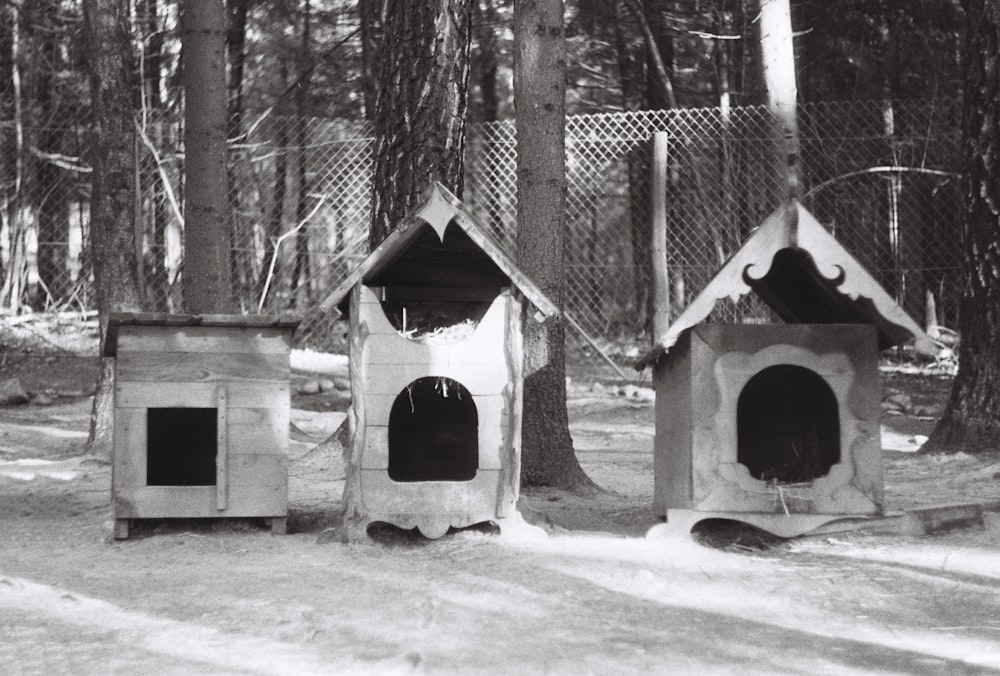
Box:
(83, 0), (142, 459)
(32, 6), (67, 307)
(226, 0), (252, 309)
(514, 0), (594, 491)
(182, 0), (234, 313)
(368, 0), (472, 248)
(927, 0), (1000, 453)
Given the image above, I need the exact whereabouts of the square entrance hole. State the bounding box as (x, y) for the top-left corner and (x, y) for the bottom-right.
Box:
(147, 408), (217, 486)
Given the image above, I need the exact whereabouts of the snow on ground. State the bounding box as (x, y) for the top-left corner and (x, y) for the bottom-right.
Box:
(290, 349), (349, 376)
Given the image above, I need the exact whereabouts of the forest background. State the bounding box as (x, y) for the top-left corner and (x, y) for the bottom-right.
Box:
(0, 0), (967, 370)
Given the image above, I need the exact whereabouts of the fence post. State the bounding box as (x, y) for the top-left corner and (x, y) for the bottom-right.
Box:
(650, 131), (670, 338)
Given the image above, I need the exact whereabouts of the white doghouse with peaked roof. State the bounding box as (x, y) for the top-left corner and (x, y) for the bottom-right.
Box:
(320, 183), (558, 539)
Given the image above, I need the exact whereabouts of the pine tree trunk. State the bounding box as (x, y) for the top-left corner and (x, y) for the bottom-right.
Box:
(82, 0), (142, 459)
(926, 0), (1000, 453)
(514, 0), (594, 491)
(290, 0), (313, 310)
(140, 0), (169, 311)
(227, 0), (250, 310)
(182, 0), (233, 313)
(369, 0), (472, 248)
(34, 9), (67, 308)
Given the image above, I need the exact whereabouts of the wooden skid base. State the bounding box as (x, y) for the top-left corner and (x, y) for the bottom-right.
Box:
(111, 516), (288, 540)
(646, 509), (895, 540)
(339, 511), (545, 543)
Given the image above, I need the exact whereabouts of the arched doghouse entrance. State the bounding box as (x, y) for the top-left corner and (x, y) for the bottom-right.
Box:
(388, 377), (478, 482)
(736, 364), (840, 483)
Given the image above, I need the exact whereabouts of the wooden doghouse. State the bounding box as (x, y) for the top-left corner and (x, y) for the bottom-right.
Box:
(637, 203), (936, 537)
(105, 313), (299, 539)
(319, 183), (558, 539)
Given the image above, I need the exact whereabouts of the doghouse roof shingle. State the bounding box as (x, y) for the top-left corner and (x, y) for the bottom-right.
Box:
(318, 183), (559, 319)
(636, 202), (937, 369)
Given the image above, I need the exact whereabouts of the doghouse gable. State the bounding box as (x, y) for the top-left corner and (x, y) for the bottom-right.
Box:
(321, 183), (558, 539)
(105, 313), (299, 538)
(636, 202), (937, 369)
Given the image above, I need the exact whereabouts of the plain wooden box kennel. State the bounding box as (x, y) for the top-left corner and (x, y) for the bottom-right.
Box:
(638, 203), (936, 537)
(320, 183), (558, 539)
(105, 313), (299, 539)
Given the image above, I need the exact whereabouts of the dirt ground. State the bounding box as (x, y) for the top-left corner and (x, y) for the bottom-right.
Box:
(1, 316), (999, 675)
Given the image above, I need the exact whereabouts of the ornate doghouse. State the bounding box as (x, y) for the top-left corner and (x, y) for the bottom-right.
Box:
(319, 183), (558, 539)
(105, 313), (299, 539)
(638, 203), (936, 537)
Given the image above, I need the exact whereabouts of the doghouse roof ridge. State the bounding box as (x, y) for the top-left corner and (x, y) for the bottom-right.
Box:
(103, 312), (300, 357)
(318, 183), (560, 320)
(635, 201), (937, 370)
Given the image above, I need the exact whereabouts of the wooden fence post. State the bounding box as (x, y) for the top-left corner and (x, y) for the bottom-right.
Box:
(650, 131), (671, 338)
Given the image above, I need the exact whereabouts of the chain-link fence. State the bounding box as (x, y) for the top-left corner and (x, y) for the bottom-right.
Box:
(0, 99), (962, 376)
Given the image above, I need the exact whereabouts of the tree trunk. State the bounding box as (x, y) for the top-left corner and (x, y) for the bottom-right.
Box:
(258, 64), (289, 305)
(182, 0), (233, 313)
(82, 0), (143, 460)
(140, 0), (169, 311)
(290, 0), (313, 310)
(0, 8), (10, 294)
(33, 6), (66, 308)
(926, 0), (1000, 454)
(640, 0), (676, 109)
(227, 0), (251, 310)
(1, 3), (24, 312)
(369, 0), (472, 248)
(514, 0), (594, 491)
(614, 1), (653, 333)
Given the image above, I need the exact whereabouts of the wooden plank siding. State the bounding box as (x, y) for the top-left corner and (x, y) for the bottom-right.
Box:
(115, 472), (286, 518)
(109, 318), (296, 533)
(114, 325), (293, 355)
(115, 351), (289, 384)
(115, 382), (289, 410)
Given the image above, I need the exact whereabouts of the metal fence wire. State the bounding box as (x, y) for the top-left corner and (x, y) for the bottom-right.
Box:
(0, 100), (962, 375)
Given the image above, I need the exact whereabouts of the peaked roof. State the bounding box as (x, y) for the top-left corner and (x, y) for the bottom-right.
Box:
(636, 201), (937, 369)
(318, 182), (559, 319)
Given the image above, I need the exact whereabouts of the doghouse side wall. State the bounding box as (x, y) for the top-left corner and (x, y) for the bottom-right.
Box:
(112, 325), (291, 519)
(653, 330), (694, 514)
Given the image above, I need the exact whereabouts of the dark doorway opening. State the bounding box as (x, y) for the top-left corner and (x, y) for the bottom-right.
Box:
(736, 365), (839, 483)
(388, 377), (478, 482)
(147, 408), (217, 486)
